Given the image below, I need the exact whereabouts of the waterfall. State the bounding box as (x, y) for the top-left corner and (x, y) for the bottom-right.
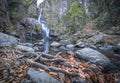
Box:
(37, 0), (49, 54)
(84, 0), (88, 15)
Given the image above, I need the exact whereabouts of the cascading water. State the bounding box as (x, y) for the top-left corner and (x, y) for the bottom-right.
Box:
(37, 0), (49, 54)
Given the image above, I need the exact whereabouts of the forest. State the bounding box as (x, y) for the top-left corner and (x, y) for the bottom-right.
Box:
(0, 0), (120, 83)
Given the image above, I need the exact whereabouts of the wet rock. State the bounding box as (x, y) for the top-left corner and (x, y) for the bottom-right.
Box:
(15, 45), (35, 53)
(87, 33), (104, 44)
(75, 48), (111, 67)
(27, 68), (60, 83)
(0, 32), (19, 46)
(60, 40), (71, 45)
(51, 41), (60, 47)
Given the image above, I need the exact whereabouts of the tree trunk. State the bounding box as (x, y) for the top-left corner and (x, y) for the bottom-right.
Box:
(0, 0), (10, 32)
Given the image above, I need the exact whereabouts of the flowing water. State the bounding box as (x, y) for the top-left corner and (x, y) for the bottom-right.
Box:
(37, 0), (49, 53)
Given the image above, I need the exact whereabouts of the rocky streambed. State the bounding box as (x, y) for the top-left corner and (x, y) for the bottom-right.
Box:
(0, 31), (120, 83)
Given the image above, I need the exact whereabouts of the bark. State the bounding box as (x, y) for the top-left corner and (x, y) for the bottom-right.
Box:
(0, 0), (10, 32)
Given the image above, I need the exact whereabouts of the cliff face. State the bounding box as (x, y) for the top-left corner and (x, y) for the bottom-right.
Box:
(1, 0), (119, 34)
(0, 0), (10, 32)
(41, 0), (98, 33)
(0, 0), (95, 33)
(41, 0), (74, 32)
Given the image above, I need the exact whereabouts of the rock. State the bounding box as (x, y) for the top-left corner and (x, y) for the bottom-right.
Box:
(27, 4), (37, 17)
(51, 41), (60, 47)
(20, 43), (33, 47)
(87, 33), (104, 44)
(75, 42), (88, 48)
(20, 17), (42, 40)
(3, 70), (9, 80)
(15, 45), (35, 53)
(113, 42), (120, 54)
(75, 42), (97, 49)
(117, 42), (120, 49)
(75, 48), (111, 67)
(33, 46), (39, 51)
(59, 46), (68, 51)
(50, 29), (58, 37)
(27, 68), (60, 83)
(60, 40), (71, 45)
(66, 44), (75, 50)
(66, 50), (74, 55)
(97, 44), (113, 51)
(0, 32), (19, 46)
(21, 18), (37, 26)
(116, 77), (120, 83)
(21, 79), (32, 83)
(72, 77), (87, 83)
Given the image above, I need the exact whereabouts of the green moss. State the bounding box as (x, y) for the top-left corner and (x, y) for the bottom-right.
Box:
(63, 1), (86, 34)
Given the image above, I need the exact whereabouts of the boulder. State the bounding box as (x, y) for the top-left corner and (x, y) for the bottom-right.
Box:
(15, 45), (35, 53)
(87, 33), (104, 44)
(51, 41), (60, 47)
(27, 68), (60, 83)
(75, 48), (111, 67)
(60, 40), (71, 45)
(0, 32), (19, 46)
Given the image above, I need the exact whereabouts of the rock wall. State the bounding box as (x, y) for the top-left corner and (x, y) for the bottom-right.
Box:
(41, 0), (98, 33)
(41, 0), (74, 33)
(0, 0), (99, 37)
